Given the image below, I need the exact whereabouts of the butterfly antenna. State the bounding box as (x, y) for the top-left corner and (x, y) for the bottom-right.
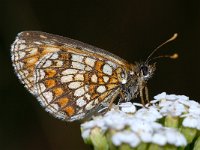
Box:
(150, 53), (179, 62)
(145, 33), (178, 64)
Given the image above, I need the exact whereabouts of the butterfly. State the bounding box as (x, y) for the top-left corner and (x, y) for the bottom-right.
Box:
(11, 31), (178, 121)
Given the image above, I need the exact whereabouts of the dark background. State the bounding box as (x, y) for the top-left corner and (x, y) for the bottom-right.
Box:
(0, 0), (200, 150)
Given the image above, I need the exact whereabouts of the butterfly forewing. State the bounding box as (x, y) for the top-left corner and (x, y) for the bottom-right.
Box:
(11, 31), (130, 121)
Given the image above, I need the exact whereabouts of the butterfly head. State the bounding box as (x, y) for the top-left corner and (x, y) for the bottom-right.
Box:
(139, 63), (156, 80)
(119, 62), (155, 102)
(130, 62), (156, 81)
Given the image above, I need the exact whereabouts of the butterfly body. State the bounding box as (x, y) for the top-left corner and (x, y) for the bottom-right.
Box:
(11, 31), (155, 121)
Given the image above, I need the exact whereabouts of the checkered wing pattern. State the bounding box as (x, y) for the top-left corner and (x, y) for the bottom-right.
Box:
(11, 32), (62, 94)
(35, 51), (125, 121)
(11, 31), (130, 121)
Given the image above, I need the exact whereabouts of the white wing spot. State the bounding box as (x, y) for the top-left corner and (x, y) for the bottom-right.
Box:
(71, 54), (84, 62)
(74, 87), (85, 97)
(50, 53), (59, 59)
(50, 103), (59, 111)
(91, 74), (98, 83)
(74, 74), (84, 81)
(54, 60), (63, 67)
(28, 48), (38, 55)
(62, 69), (78, 75)
(85, 57), (96, 67)
(43, 60), (52, 68)
(106, 61), (117, 68)
(84, 85), (89, 92)
(43, 91), (53, 103)
(85, 66), (92, 71)
(61, 75), (73, 83)
(72, 62), (85, 70)
(18, 51), (26, 59)
(19, 44), (26, 50)
(38, 69), (45, 79)
(103, 76), (109, 83)
(103, 64), (112, 75)
(68, 82), (83, 89)
(96, 85), (106, 93)
(76, 97), (86, 107)
(85, 101), (95, 110)
(39, 83), (46, 92)
(85, 93), (91, 100)
(94, 98), (99, 104)
(79, 70), (86, 74)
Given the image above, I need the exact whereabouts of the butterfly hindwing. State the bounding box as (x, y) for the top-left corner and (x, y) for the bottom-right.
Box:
(35, 51), (124, 121)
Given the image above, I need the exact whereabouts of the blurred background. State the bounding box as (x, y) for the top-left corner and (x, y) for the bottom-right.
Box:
(0, 0), (200, 150)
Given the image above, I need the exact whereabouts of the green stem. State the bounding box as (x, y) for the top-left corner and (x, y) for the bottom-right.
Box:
(90, 127), (109, 150)
(164, 115), (179, 128)
(180, 126), (197, 144)
(193, 135), (200, 150)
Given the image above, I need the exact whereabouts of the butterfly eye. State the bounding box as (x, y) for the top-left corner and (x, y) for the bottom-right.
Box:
(121, 72), (125, 78)
(140, 65), (149, 76)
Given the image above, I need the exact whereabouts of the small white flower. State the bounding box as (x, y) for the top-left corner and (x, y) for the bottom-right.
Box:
(139, 132), (152, 143)
(112, 131), (140, 147)
(81, 129), (91, 139)
(188, 100), (200, 107)
(129, 119), (154, 134)
(119, 102), (136, 113)
(166, 94), (178, 101)
(129, 119), (162, 143)
(152, 131), (167, 146)
(159, 100), (173, 107)
(176, 95), (189, 101)
(189, 105), (200, 116)
(178, 99), (191, 107)
(135, 106), (162, 121)
(152, 128), (187, 146)
(81, 116), (108, 132)
(103, 110), (128, 130)
(174, 133), (187, 146)
(182, 115), (200, 129)
(154, 92), (167, 100)
(159, 100), (187, 116)
(165, 128), (187, 146)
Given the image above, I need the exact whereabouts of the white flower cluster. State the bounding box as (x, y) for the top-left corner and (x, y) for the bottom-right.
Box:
(81, 92), (200, 148)
(154, 92), (200, 129)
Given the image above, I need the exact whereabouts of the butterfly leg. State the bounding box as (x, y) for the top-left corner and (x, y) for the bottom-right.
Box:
(139, 86), (145, 106)
(107, 90), (121, 110)
(145, 86), (149, 104)
(108, 96), (117, 110)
